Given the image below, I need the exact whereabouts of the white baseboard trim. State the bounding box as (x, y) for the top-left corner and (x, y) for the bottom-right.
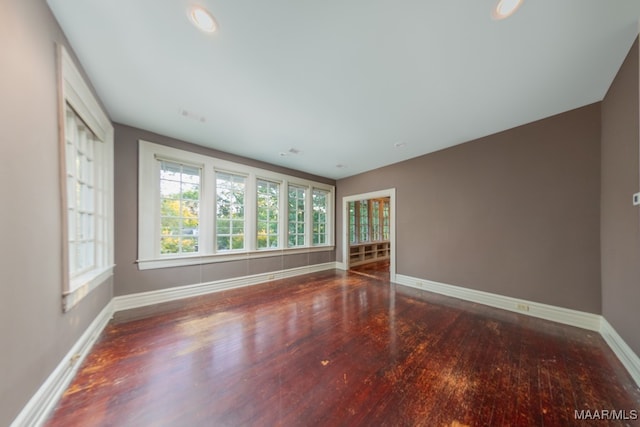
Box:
(113, 262), (338, 313)
(600, 318), (640, 386)
(394, 274), (601, 331)
(11, 300), (114, 427)
(335, 261), (347, 271)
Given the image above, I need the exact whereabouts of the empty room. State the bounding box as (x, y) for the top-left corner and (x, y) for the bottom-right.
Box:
(3, 0), (640, 425)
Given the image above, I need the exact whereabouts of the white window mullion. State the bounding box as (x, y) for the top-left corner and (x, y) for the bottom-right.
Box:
(325, 191), (332, 246)
(305, 186), (313, 247)
(281, 179), (288, 249)
(245, 173), (257, 251)
(202, 161), (215, 254)
(152, 158), (162, 257)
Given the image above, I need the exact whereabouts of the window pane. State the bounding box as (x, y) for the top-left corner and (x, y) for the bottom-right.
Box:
(257, 179), (280, 249)
(217, 236), (230, 251)
(159, 160), (201, 255)
(216, 172), (246, 251)
(181, 237), (198, 253)
(288, 185), (305, 247)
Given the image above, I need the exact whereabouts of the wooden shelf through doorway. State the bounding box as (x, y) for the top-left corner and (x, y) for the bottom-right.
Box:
(349, 241), (390, 267)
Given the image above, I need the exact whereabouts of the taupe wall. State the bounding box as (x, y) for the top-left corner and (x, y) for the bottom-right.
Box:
(601, 38), (640, 356)
(113, 124), (336, 297)
(337, 104), (602, 314)
(0, 1), (113, 425)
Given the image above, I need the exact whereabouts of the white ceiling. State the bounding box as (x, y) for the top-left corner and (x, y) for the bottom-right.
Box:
(47, 0), (640, 179)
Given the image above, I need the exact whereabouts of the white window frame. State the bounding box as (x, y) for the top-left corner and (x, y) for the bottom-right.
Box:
(58, 45), (114, 311)
(287, 184), (307, 248)
(256, 178), (281, 250)
(138, 140), (335, 270)
(215, 171), (248, 252)
(312, 188), (330, 246)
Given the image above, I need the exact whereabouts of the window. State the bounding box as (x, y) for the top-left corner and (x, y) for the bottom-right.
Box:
(216, 172), (246, 251)
(139, 141), (334, 269)
(348, 201), (357, 244)
(257, 179), (280, 249)
(371, 200), (381, 241)
(288, 185), (306, 247)
(348, 198), (390, 244)
(59, 45), (114, 311)
(159, 161), (201, 255)
(382, 199), (390, 240)
(359, 200), (369, 242)
(65, 106), (98, 276)
(312, 189), (329, 245)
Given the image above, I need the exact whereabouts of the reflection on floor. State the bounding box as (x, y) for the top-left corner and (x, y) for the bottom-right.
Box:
(349, 259), (390, 281)
(45, 268), (640, 426)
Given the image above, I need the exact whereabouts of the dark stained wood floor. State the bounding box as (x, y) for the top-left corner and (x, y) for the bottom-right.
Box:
(46, 266), (640, 426)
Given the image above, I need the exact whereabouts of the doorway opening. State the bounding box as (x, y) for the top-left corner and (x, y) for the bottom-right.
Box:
(342, 189), (396, 282)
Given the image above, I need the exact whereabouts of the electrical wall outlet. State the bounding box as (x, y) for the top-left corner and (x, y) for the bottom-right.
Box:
(268, 274), (275, 280)
(516, 303), (530, 312)
(633, 192), (640, 206)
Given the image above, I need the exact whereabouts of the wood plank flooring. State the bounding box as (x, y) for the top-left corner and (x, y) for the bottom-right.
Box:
(45, 266), (640, 426)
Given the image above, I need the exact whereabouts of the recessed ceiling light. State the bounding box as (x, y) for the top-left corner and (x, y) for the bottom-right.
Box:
(492, 0), (523, 20)
(179, 108), (206, 123)
(188, 6), (217, 33)
(336, 164), (347, 169)
(394, 142), (407, 148)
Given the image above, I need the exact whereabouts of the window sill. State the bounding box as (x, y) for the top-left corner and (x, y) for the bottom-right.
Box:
(63, 265), (114, 312)
(137, 246), (335, 271)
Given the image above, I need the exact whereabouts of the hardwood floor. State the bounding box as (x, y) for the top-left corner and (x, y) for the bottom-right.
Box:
(350, 259), (390, 281)
(46, 269), (640, 426)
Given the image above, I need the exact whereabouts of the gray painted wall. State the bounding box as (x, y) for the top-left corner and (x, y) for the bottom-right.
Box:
(3, 1), (637, 423)
(337, 104), (602, 314)
(601, 38), (640, 356)
(0, 1), (113, 425)
(113, 124), (336, 297)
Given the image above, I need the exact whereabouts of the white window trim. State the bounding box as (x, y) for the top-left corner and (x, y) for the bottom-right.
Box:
(138, 140), (335, 270)
(58, 45), (114, 311)
(256, 177), (282, 250)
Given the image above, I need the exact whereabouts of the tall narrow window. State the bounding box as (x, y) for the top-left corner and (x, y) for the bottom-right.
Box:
(59, 45), (114, 311)
(65, 105), (98, 277)
(216, 172), (246, 251)
(159, 161), (200, 255)
(257, 179), (280, 249)
(382, 199), (390, 240)
(288, 185), (306, 247)
(371, 200), (381, 241)
(312, 189), (329, 245)
(348, 201), (357, 244)
(359, 200), (369, 242)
